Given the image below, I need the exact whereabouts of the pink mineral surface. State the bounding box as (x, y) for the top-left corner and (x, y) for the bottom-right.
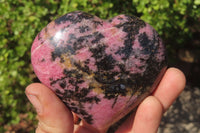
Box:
(31, 11), (167, 131)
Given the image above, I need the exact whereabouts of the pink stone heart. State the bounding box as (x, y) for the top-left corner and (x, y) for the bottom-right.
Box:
(31, 11), (167, 131)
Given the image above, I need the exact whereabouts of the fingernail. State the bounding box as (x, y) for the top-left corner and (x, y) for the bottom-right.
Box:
(26, 94), (43, 115)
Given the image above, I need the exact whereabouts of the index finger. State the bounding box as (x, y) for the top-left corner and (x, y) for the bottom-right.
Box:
(153, 67), (186, 111)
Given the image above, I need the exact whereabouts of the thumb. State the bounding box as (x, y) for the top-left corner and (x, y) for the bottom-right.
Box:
(25, 83), (74, 133)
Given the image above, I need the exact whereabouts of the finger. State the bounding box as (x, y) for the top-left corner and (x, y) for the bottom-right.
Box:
(153, 67), (186, 111)
(132, 96), (163, 133)
(74, 120), (108, 133)
(115, 110), (136, 133)
(25, 83), (74, 133)
(116, 68), (185, 133)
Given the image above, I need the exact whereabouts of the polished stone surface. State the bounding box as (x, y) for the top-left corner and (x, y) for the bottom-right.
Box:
(31, 11), (166, 130)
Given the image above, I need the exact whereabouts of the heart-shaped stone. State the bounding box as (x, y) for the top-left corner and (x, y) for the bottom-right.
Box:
(31, 11), (167, 131)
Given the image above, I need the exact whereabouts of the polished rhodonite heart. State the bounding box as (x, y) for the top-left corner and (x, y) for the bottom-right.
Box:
(31, 11), (167, 131)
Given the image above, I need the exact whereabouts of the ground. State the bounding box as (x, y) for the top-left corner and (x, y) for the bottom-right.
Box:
(158, 86), (200, 133)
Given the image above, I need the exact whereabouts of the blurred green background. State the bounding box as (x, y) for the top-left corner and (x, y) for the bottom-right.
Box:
(0, 0), (200, 132)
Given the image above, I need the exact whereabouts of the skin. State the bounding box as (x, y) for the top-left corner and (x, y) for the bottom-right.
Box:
(25, 67), (186, 133)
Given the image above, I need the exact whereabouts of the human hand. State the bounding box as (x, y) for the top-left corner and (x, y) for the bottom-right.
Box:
(25, 68), (186, 133)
